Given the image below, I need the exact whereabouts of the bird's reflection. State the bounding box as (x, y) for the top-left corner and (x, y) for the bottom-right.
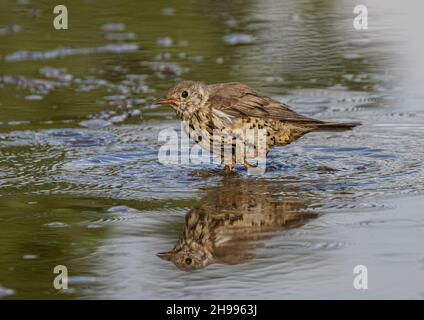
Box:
(158, 177), (317, 271)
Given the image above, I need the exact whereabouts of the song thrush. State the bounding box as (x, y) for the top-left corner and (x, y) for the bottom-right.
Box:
(157, 178), (316, 271)
(156, 81), (360, 171)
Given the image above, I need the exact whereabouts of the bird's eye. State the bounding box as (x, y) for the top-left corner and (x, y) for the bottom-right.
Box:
(181, 91), (188, 98)
(185, 257), (192, 265)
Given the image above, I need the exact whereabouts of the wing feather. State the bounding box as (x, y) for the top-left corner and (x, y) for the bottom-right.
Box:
(207, 82), (322, 123)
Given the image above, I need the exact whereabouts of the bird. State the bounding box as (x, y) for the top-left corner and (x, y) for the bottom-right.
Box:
(156, 81), (360, 171)
(157, 178), (317, 271)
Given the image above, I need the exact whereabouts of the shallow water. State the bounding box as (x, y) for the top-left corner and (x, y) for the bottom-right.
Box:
(1, 0), (424, 299)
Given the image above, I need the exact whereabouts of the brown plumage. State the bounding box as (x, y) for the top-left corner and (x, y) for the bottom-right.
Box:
(157, 178), (317, 271)
(156, 81), (360, 171)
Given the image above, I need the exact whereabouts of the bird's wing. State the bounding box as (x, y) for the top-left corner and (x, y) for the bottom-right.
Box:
(207, 82), (322, 123)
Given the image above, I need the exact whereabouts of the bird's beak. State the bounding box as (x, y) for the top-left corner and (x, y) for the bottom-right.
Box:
(157, 251), (175, 261)
(153, 96), (177, 105)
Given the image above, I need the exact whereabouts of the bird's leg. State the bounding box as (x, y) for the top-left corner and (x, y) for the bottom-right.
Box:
(224, 164), (235, 173)
(220, 154), (236, 173)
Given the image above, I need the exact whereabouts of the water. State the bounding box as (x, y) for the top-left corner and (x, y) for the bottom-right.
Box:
(1, 0), (424, 299)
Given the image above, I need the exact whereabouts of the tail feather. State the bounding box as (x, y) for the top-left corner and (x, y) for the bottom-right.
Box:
(313, 121), (361, 132)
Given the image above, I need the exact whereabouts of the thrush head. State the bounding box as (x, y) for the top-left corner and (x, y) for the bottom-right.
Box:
(157, 246), (211, 271)
(155, 80), (209, 118)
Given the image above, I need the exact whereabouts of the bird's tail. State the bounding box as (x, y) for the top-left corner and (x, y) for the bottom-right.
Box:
(312, 121), (361, 132)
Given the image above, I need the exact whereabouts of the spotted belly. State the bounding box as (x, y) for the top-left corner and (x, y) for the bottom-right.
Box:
(183, 109), (311, 164)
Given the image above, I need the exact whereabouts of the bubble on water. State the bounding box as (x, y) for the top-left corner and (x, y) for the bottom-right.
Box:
(161, 7), (175, 16)
(44, 221), (70, 228)
(343, 74), (354, 81)
(25, 94), (43, 100)
(189, 55), (204, 62)
(216, 57), (224, 64)
(0, 24), (21, 35)
(1, 74), (71, 96)
(223, 33), (255, 45)
(125, 74), (148, 82)
(87, 224), (103, 229)
(107, 205), (139, 214)
(79, 119), (112, 128)
(80, 205), (141, 226)
(23, 254), (39, 260)
(154, 52), (172, 60)
(109, 114), (128, 123)
(5, 44), (139, 62)
(130, 109), (141, 117)
(39, 66), (73, 81)
(101, 23), (125, 32)
(105, 32), (136, 41)
(225, 19), (238, 28)
(0, 284), (15, 298)
(156, 37), (173, 47)
(76, 84), (96, 92)
(104, 95), (127, 101)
